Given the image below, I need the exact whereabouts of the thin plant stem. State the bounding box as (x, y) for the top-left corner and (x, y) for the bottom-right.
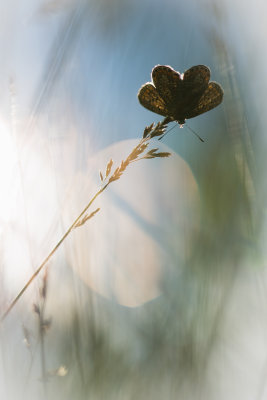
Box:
(0, 182), (109, 322)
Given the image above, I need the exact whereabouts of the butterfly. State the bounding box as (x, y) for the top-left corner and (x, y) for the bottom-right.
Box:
(138, 65), (223, 125)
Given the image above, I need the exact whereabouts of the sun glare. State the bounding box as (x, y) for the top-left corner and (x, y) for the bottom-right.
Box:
(0, 119), (18, 227)
(0, 118), (62, 295)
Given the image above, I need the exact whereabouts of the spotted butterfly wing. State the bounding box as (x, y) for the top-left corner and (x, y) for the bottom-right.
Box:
(152, 65), (182, 107)
(185, 82), (223, 119)
(174, 65), (213, 122)
(182, 65), (210, 91)
(138, 83), (169, 117)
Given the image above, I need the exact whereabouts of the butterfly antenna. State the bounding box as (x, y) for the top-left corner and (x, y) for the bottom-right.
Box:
(186, 125), (204, 142)
(158, 123), (177, 141)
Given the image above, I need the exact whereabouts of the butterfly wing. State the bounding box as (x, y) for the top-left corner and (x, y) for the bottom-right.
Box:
(152, 65), (182, 106)
(185, 82), (224, 119)
(152, 65), (211, 122)
(183, 65), (210, 91)
(138, 83), (169, 117)
(177, 65), (210, 109)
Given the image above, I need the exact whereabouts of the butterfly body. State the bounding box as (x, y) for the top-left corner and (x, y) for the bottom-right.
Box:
(138, 65), (223, 125)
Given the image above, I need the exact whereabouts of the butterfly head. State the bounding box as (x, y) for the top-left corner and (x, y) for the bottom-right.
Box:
(176, 118), (186, 125)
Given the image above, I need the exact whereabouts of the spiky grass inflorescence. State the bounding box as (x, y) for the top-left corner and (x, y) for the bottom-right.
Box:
(0, 118), (171, 322)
